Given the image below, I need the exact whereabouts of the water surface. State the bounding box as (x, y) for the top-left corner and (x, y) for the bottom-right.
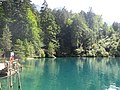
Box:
(1, 57), (120, 90)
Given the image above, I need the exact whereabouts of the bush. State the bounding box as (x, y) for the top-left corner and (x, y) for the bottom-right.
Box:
(40, 49), (45, 57)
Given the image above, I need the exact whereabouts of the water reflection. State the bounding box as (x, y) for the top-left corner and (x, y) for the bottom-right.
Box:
(106, 84), (120, 90)
(0, 73), (22, 90)
(1, 57), (120, 90)
(21, 58), (46, 90)
(76, 57), (120, 90)
(45, 58), (60, 90)
(47, 58), (59, 76)
(21, 57), (120, 90)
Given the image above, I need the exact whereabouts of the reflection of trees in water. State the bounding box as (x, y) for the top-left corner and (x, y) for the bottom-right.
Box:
(47, 58), (59, 76)
(9, 57), (120, 90)
(21, 58), (46, 90)
(23, 58), (46, 75)
(0, 78), (9, 90)
(0, 73), (22, 90)
(76, 57), (120, 75)
(35, 58), (60, 90)
(23, 58), (60, 90)
(76, 57), (120, 88)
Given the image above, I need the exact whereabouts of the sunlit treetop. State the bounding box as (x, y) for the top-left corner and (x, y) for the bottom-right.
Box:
(40, 0), (48, 12)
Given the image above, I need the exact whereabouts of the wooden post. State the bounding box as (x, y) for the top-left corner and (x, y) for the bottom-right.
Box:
(10, 70), (13, 88)
(9, 63), (13, 89)
(8, 62), (9, 76)
(17, 71), (22, 90)
(0, 82), (2, 90)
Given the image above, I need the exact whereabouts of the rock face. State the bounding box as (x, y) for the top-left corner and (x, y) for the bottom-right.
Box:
(0, 63), (7, 77)
(0, 61), (22, 77)
(0, 67), (7, 77)
(0, 63), (5, 70)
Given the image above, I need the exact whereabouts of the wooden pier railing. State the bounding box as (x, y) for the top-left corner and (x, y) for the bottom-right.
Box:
(0, 61), (22, 90)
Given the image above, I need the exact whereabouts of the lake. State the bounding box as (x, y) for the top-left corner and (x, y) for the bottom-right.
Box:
(1, 57), (120, 90)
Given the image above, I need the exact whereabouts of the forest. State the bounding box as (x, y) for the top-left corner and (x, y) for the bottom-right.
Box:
(0, 0), (120, 58)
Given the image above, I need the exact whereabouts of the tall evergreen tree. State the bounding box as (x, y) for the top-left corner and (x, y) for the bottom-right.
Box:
(40, 8), (60, 56)
(0, 24), (12, 57)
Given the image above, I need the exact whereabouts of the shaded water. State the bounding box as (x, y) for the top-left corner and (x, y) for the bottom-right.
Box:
(1, 57), (120, 90)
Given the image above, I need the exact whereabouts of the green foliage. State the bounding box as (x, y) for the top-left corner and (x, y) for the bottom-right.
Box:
(39, 49), (45, 57)
(0, 0), (120, 58)
(87, 43), (109, 57)
(47, 42), (55, 58)
(40, 9), (60, 54)
(14, 39), (25, 59)
(26, 8), (41, 40)
(116, 41), (120, 56)
(24, 39), (34, 57)
(0, 25), (12, 53)
(74, 46), (84, 56)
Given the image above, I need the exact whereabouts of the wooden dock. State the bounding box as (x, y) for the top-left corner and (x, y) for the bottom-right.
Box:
(0, 61), (22, 90)
(0, 61), (22, 77)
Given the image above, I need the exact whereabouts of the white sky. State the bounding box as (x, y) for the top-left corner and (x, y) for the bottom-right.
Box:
(31, 0), (120, 24)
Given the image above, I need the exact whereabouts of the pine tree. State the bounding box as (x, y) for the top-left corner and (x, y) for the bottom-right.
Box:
(0, 24), (12, 57)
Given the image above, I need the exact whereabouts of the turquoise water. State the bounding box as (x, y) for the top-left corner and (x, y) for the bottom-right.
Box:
(1, 57), (120, 90)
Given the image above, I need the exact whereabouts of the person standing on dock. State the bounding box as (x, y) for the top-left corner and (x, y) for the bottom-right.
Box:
(10, 52), (14, 64)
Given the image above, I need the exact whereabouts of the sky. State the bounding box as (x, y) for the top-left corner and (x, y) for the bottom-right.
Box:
(31, 0), (120, 24)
